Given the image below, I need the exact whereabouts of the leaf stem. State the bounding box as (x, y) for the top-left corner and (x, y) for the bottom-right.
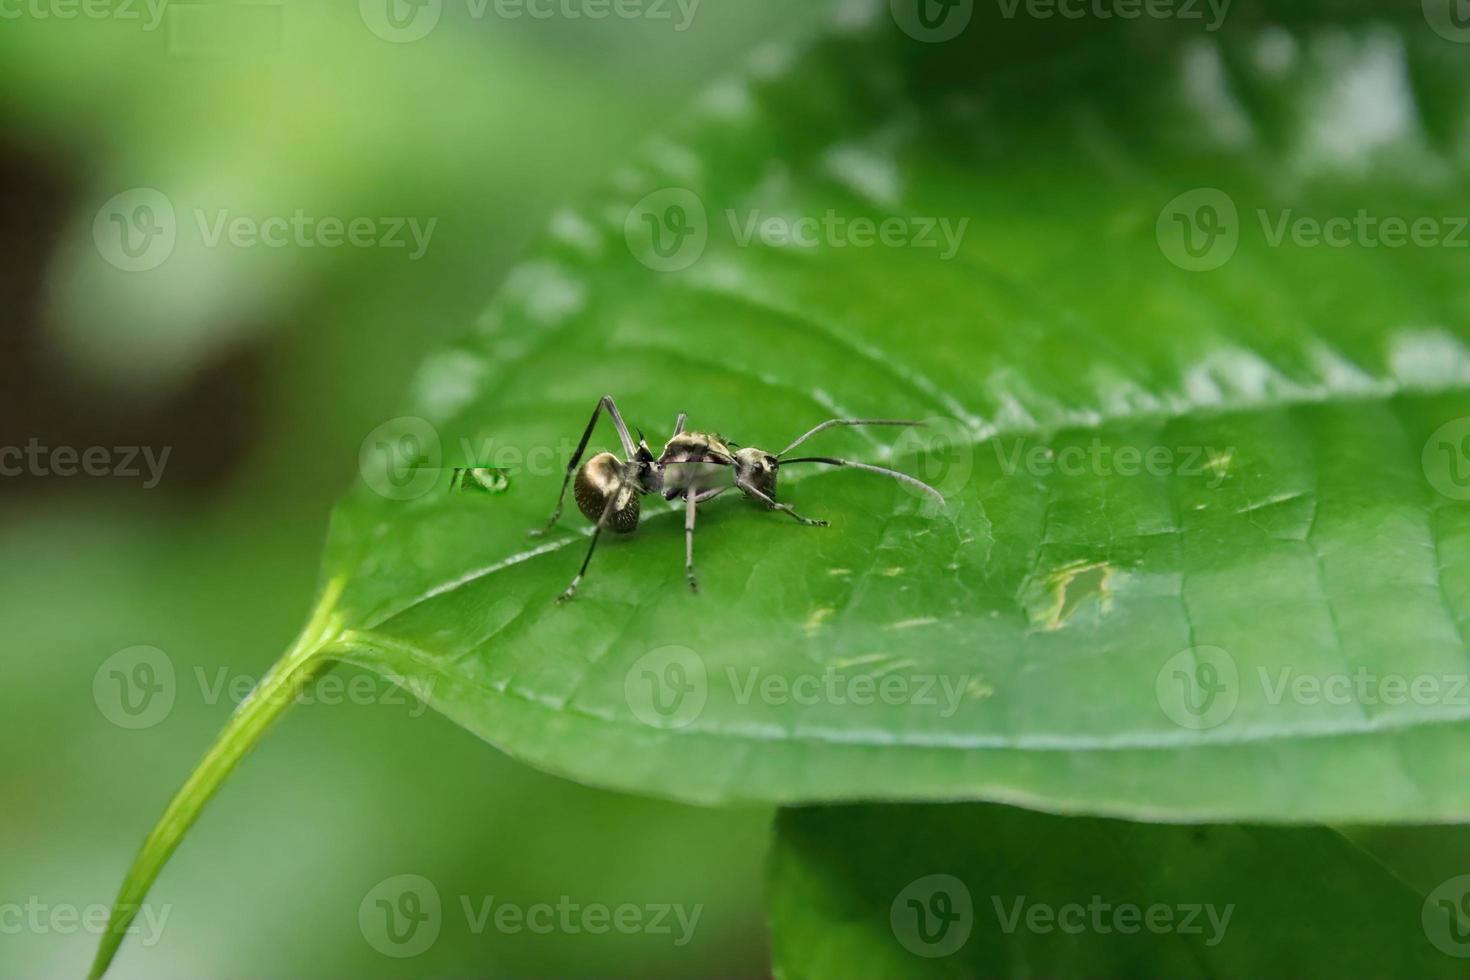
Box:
(87, 576), (347, 980)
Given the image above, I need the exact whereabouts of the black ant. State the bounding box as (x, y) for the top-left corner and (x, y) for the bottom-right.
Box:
(529, 396), (944, 602)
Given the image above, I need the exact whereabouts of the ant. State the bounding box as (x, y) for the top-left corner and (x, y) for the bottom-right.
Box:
(529, 396), (944, 602)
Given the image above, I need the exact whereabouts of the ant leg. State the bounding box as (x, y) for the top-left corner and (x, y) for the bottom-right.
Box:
(673, 412), (688, 436)
(684, 491), (700, 593)
(736, 478), (829, 527)
(531, 395), (638, 537)
(556, 490), (623, 603)
(680, 486), (728, 592)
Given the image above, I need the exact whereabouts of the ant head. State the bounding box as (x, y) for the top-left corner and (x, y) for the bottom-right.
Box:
(734, 446), (779, 500)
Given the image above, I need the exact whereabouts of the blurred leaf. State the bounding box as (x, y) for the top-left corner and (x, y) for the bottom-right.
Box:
(7, 1), (825, 394)
(767, 803), (1460, 979)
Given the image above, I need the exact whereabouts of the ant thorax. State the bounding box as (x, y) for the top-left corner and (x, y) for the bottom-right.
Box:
(658, 431), (732, 497)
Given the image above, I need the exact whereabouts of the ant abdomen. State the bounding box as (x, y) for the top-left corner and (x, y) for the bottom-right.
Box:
(575, 451), (640, 533)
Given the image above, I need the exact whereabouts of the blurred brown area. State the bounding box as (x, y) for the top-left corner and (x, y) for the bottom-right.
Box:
(0, 140), (264, 500)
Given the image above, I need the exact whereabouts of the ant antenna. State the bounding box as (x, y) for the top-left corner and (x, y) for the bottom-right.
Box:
(781, 456), (946, 506)
(777, 419), (922, 458)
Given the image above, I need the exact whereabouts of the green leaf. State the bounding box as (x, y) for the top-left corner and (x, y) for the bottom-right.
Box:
(768, 803), (1464, 979)
(321, 5), (1470, 821)
(94, 4), (1470, 973)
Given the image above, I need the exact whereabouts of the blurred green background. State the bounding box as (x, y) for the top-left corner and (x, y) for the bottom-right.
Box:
(0, 2), (836, 975)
